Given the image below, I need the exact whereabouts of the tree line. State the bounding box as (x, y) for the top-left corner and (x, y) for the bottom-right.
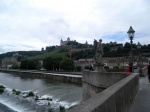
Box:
(20, 55), (74, 71)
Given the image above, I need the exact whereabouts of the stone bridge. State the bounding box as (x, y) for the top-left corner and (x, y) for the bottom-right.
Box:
(69, 67), (148, 112)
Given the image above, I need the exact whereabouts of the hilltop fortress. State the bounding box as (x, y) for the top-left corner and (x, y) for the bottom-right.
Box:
(60, 37), (71, 46)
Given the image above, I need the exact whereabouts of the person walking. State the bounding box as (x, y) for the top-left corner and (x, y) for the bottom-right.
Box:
(147, 63), (150, 84)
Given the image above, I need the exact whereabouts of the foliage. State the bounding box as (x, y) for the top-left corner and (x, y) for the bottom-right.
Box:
(12, 89), (21, 95)
(20, 59), (38, 70)
(11, 65), (19, 69)
(43, 56), (55, 70)
(60, 106), (66, 112)
(28, 91), (35, 97)
(75, 66), (82, 72)
(46, 46), (56, 52)
(113, 66), (119, 69)
(72, 49), (95, 60)
(28, 50), (68, 60)
(0, 51), (42, 61)
(59, 58), (74, 71)
(0, 88), (5, 93)
(0, 85), (5, 94)
(35, 95), (39, 101)
(0, 85), (5, 89)
(44, 55), (74, 71)
(48, 108), (54, 112)
(84, 66), (90, 69)
(104, 66), (109, 69)
(16, 91), (21, 95)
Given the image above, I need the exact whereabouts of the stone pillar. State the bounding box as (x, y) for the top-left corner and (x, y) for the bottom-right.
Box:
(82, 70), (127, 102)
(93, 63), (106, 72)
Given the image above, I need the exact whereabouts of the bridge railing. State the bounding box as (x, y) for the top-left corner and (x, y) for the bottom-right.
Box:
(68, 73), (139, 112)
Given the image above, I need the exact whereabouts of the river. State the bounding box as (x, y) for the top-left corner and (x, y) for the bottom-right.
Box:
(0, 72), (82, 112)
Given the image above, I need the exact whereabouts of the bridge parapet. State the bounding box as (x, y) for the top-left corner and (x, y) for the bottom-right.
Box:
(69, 73), (139, 112)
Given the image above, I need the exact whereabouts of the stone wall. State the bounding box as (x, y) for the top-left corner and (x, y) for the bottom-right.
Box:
(0, 69), (82, 84)
(82, 70), (128, 101)
(69, 73), (139, 112)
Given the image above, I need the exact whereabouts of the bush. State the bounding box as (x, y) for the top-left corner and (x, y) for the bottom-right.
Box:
(0, 88), (5, 93)
(12, 89), (17, 93)
(60, 106), (66, 112)
(47, 97), (53, 101)
(12, 89), (21, 95)
(104, 66), (109, 69)
(75, 66), (82, 71)
(28, 91), (35, 97)
(0, 85), (5, 89)
(35, 95), (39, 101)
(48, 108), (54, 112)
(16, 91), (21, 95)
(113, 66), (119, 69)
(0, 85), (5, 94)
(84, 66), (89, 69)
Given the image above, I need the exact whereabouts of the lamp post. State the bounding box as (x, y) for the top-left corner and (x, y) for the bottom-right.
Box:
(127, 26), (135, 73)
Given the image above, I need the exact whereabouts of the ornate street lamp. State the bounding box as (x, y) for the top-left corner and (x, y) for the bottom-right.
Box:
(127, 26), (135, 73)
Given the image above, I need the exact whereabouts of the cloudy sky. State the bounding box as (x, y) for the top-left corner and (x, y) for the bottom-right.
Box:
(0, 0), (150, 54)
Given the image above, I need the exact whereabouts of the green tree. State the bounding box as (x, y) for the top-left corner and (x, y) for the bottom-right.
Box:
(60, 58), (74, 71)
(43, 56), (55, 70)
(20, 59), (38, 70)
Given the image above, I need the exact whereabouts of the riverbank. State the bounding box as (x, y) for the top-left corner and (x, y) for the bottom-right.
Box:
(0, 72), (82, 112)
(0, 69), (82, 84)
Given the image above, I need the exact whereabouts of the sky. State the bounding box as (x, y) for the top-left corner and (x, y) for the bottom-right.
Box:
(0, 0), (150, 54)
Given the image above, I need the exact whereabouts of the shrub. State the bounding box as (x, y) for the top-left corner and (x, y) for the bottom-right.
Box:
(35, 95), (39, 101)
(60, 106), (66, 112)
(113, 66), (119, 69)
(0, 88), (5, 93)
(0, 85), (5, 94)
(0, 85), (5, 89)
(16, 91), (21, 95)
(28, 91), (35, 97)
(84, 66), (89, 69)
(47, 97), (52, 101)
(12, 89), (17, 93)
(75, 66), (82, 71)
(104, 66), (109, 69)
(12, 89), (21, 95)
(48, 108), (54, 112)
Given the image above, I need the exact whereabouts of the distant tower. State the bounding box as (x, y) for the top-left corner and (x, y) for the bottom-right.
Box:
(67, 37), (70, 42)
(41, 47), (44, 52)
(85, 41), (88, 45)
(60, 39), (63, 46)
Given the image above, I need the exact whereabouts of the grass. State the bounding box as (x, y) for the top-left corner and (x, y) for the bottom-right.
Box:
(28, 50), (68, 60)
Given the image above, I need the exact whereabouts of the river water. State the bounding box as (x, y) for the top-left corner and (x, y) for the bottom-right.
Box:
(0, 72), (82, 112)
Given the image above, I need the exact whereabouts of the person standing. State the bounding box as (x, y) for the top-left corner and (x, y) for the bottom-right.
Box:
(129, 63), (133, 73)
(147, 63), (150, 84)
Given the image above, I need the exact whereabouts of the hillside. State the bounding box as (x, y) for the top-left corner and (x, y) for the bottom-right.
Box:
(0, 51), (42, 61)
(28, 49), (69, 60)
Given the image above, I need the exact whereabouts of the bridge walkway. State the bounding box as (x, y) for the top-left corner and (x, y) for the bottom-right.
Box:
(130, 76), (150, 112)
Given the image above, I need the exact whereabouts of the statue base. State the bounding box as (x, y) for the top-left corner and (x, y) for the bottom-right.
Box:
(93, 63), (106, 72)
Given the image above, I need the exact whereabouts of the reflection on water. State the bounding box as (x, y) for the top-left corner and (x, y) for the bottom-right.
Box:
(0, 72), (82, 103)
